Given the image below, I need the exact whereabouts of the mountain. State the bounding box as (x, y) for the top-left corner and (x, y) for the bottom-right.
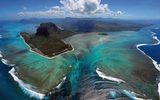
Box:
(19, 18), (151, 33)
(20, 22), (74, 58)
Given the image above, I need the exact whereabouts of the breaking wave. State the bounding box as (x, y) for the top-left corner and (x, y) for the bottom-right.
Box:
(136, 28), (160, 97)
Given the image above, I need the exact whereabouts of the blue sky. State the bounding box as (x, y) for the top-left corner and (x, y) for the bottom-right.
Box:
(0, 0), (160, 20)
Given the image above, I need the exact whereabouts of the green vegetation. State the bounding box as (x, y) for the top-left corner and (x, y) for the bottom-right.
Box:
(20, 22), (74, 57)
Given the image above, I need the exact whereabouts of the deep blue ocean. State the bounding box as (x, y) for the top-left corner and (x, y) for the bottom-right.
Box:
(139, 27), (160, 64)
(0, 22), (36, 100)
(0, 21), (160, 100)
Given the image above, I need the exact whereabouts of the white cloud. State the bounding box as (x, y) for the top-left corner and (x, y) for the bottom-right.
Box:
(59, 0), (110, 14)
(18, 0), (123, 18)
(116, 11), (124, 15)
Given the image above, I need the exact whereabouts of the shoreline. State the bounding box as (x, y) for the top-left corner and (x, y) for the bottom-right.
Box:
(20, 35), (74, 59)
(0, 51), (69, 99)
(8, 68), (45, 99)
(0, 36), (70, 99)
(136, 29), (160, 97)
(136, 31), (160, 71)
(0, 49), (46, 99)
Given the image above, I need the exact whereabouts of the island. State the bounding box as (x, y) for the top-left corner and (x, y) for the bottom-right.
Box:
(20, 22), (75, 58)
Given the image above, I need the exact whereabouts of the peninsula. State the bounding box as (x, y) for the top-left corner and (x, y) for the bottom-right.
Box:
(20, 22), (75, 58)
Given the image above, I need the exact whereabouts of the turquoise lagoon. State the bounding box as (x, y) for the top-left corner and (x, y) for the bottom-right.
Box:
(0, 22), (159, 100)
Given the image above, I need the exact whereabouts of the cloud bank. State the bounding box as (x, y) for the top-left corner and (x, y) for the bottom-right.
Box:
(18, 0), (123, 18)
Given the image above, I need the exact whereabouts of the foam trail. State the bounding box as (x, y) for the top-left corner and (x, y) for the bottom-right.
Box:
(151, 32), (160, 44)
(136, 30), (160, 97)
(136, 31), (160, 71)
(137, 45), (160, 96)
(9, 68), (45, 99)
(158, 83), (160, 98)
(96, 68), (125, 84)
(1, 58), (15, 66)
(56, 77), (66, 89)
(123, 90), (145, 100)
(0, 51), (2, 58)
